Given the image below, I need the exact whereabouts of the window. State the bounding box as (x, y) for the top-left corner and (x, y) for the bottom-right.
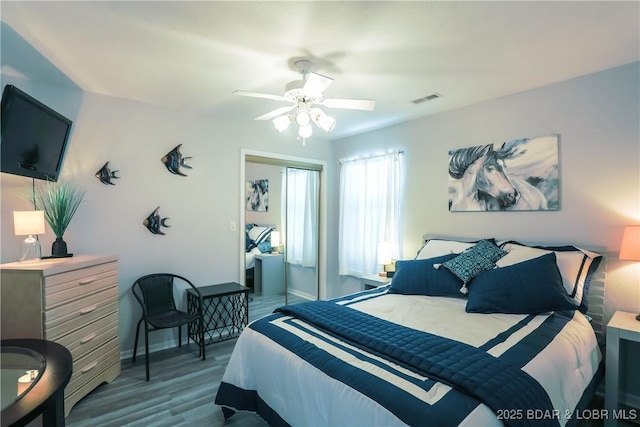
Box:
(339, 152), (401, 277)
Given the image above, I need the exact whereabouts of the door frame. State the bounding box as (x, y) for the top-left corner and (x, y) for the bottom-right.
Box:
(240, 148), (327, 300)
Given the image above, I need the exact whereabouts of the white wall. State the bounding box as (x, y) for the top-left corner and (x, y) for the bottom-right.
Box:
(0, 75), (332, 357)
(329, 62), (639, 308)
(328, 61), (640, 401)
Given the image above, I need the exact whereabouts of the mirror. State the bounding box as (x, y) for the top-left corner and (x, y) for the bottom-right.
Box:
(281, 167), (319, 305)
(243, 156), (320, 313)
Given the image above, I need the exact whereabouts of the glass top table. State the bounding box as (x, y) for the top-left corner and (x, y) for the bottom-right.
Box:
(1, 339), (72, 427)
(1, 346), (45, 411)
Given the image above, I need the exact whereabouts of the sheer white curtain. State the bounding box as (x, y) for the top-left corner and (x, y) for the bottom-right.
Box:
(339, 152), (401, 277)
(281, 168), (318, 268)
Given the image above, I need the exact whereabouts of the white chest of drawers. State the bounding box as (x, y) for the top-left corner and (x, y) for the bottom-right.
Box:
(1, 254), (121, 416)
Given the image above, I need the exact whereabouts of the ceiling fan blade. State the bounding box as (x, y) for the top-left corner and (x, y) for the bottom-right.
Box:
(321, 98), (376, 111)
(233, 90), (288, 102)
(254, 105), (295, 121)
(303, 72), (333, 96)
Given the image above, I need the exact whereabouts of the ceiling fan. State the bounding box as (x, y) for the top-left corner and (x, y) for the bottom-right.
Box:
(233, 59), (375, 139)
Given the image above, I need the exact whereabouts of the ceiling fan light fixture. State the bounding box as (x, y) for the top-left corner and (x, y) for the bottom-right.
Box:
(234, 58), (375, 141)
(312, 109), (336, 132)
(298, 124), (313, 138)
(273, 115), (292, 133)
(294, 110), (311, 127)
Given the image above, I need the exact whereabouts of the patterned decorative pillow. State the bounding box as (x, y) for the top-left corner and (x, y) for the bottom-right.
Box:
(440, 250), (496, 293)
(468, 239), (507, 263)
(415, 237), (497, 259)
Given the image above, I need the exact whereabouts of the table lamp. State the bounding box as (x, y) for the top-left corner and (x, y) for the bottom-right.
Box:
(619, 225), (640, 320)
(377, 241), (395, 278)
(13, 211), (45, 261)
(270, 231), (281, 254)
(16, 370), (39, 396)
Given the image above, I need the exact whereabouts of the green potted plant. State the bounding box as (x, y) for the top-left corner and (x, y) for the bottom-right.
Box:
(33, 180), (85, 257)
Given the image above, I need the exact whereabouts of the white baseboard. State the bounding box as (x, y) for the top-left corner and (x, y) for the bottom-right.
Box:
(120, 338), (192, 360)
(288, 288), (315, 301)
(622, 391), (640, 410)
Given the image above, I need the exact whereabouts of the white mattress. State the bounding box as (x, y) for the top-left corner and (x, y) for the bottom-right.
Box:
(218, 288), (602, 426)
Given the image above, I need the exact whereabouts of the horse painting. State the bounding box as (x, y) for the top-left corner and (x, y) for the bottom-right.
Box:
(246, 179), (269, 212)
(448, 136), (559, 212)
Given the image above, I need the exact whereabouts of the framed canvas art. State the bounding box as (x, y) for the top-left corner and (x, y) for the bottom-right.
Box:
(246, 179), (269, 212)
(448, 135), (559, 212)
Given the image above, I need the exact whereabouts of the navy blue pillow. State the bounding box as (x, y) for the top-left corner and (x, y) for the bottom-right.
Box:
(466, 253), (577, 314)
(499, 240), (602, 314)
(388, 253), (463, 297)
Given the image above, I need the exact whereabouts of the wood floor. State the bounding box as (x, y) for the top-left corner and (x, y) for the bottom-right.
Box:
(65, 293), (290, 427)
(65, 292), (635, 427)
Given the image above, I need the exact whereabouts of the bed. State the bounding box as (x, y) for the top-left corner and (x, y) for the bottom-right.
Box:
(216, 237), (606, 427)
(245, 224), (275, 290)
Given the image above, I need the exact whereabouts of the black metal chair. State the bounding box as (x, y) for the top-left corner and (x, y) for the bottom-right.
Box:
(131, 273), (205, 381)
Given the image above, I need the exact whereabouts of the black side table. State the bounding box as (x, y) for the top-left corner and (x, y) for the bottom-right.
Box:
(186, 282), (250, 346)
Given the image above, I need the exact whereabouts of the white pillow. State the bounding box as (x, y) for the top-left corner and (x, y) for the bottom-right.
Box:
(496, 244), (549, 267)
(248, 226), (272, 244)
(416, 239), (478, 259)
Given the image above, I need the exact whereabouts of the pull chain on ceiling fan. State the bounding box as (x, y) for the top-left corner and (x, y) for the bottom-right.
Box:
(233, 59), (375, 141)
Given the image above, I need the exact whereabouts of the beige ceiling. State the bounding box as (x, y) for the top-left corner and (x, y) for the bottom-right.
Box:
(1, 1), (638, 139)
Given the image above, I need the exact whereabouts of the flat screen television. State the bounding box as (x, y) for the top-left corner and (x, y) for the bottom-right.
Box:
(1, 84), (73, 181)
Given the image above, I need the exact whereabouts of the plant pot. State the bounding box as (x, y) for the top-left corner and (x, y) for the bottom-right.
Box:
(51, 237), (69, 257)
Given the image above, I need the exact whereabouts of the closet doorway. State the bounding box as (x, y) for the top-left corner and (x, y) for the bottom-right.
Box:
(240, 149), (325, 307)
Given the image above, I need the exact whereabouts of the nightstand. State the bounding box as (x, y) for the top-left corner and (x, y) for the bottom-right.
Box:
(254, 253), (285, 296)
(605, 310), (640, 427)
(361, 274), (392, 291)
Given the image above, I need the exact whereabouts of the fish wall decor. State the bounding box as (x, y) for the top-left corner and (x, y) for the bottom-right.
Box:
(95, 161), (120, 185)
(143, 206), (170, 235)
(161, 144), (192, 176)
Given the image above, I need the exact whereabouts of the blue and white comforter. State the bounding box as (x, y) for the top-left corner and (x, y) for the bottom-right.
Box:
(215, 287), (602, 427)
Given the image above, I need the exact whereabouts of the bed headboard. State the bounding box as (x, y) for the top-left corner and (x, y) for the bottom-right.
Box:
(585, 247), (607, 347)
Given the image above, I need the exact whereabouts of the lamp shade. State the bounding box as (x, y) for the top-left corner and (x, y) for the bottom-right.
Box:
(311, 108), (336, 132)
(298, 124), (312, 138)
(270, 231), (280, 248)
(377, 241), (392, 265)
(619, 225), (640, 261)
(13, 211), (45, 236)
(272, 115), (291, 133)
(294, 110), (311, 127)
(316, 113), (336, 132)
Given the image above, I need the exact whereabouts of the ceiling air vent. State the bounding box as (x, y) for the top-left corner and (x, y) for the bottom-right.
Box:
(411, 92), (442, 104)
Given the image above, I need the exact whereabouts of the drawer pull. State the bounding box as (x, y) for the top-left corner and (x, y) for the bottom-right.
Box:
(80, 332), (97, 344)
(79, 277), (97, 285)
(79, 305), (97, 315)
(81, 361), (98, 373)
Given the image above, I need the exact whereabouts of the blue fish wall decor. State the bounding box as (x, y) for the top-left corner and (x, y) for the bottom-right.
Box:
(161, 144), (192, 176)
(95, 161), (120, 185)
(143, 206), (170, 235)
